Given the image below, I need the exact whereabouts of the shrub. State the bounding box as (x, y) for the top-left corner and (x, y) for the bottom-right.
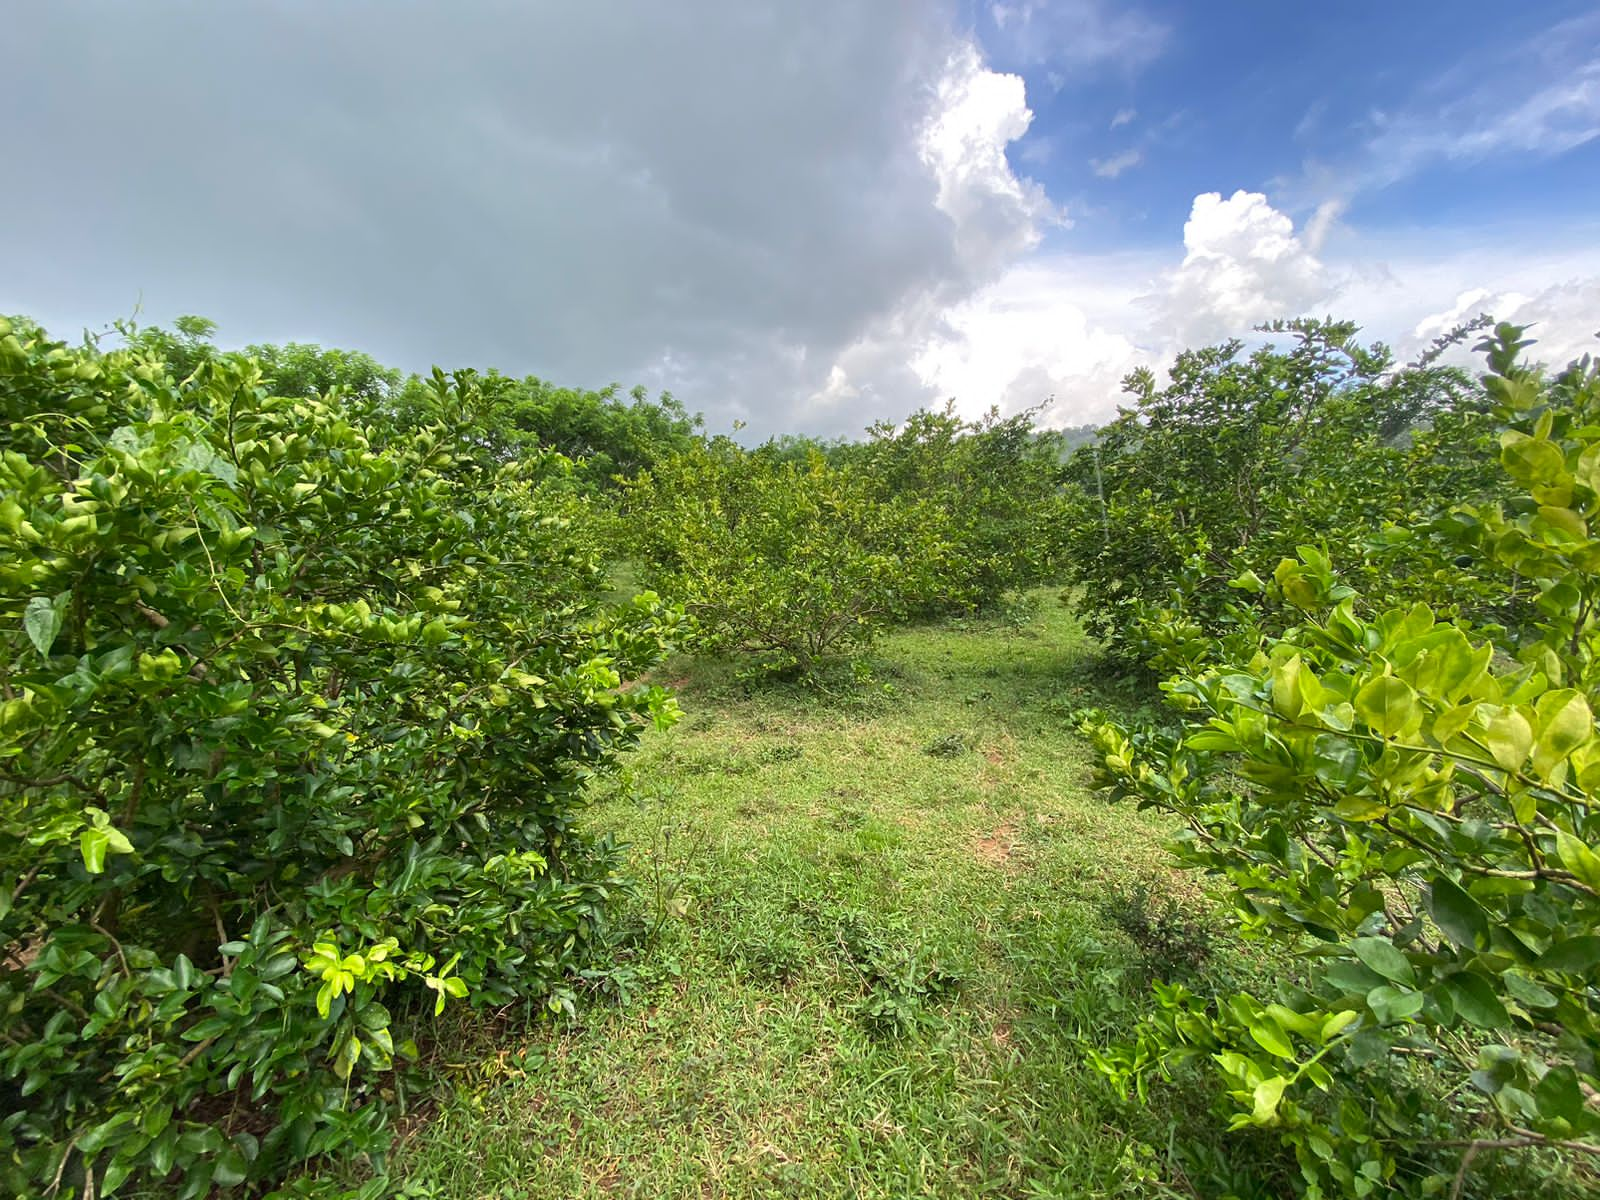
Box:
(1061, 318), (1500, 664)
(1080, 328), (1600, 1197)
(0, 318), (682, 1196)
(1097, 879), (1214, 981)
(623, 439), (936, 676)
(851, 402), (1072, 615)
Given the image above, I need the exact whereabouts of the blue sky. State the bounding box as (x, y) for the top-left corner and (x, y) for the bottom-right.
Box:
(1, 2), (1597, 435)
(991, 1), (1599, 250)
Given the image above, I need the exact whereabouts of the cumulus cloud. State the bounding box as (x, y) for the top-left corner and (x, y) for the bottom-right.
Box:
(899, 191), (1600, 428)
(919, 43), (1057, 274)
(1110, 107), (1138, 129)
(910, 254), (1154, 425)
(1156, 190), (1336, 346)
(903, 192), (1338, 428)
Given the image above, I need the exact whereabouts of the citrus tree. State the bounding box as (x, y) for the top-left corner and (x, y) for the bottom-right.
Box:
(1081, 327), (1600, 1196)
(0, 318), (682, 1196)
(623, 439), (938, 676)
(1062, 319), (1497, 664)
(851, 402), (1072, 614)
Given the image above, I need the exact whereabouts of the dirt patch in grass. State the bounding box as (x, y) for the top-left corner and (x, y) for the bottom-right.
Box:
(972, 818), (1020, 868)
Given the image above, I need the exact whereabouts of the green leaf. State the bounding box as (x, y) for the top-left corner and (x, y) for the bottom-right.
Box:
(1500, 431), (1565, 484)
(1351, 937), (1415, 986)
(1319, 1009), (1360, 1041)
(1554, 830), (1600, 891)
(1251, 1075), (1291, 1124)
(1483, 707), (1533, 771)
(1311, 735), (1361, 789)
(1271, 655), (1306, 719)
(1537, 935), (1600, 974)
(1430, 701), (1479, 744)
(210, 1147), (249, 1187)
(1333, 794), (1388, 821)
(1502, 970), (1559, 1009)
(23, 595), (63, 657)
(1325, 960), (1387, 995)
(1442, 972), (1509, 1029)
(1427, 876), (1490, 950)
(1248, 1017), (1296, 1061)
(1534, 1065), (1586, 1126)
(1533, 690), (1593, 778)
(1367, 985), (1424, 1025)
(1229, 569), (1266, 593)
(1354, 675), (1420, 738)
(80, 828), (109, 874)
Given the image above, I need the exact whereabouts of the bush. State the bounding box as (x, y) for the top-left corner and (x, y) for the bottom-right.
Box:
(1081, 328), (1600, 1197)
(1061, 318), (1500, 664)
(0, 318), (682, 1196)
(1097, 879), (1214, 980)
(389, 368), (701, 490)
(851, 402), (1072, 615)
(623, 439), (936, 676)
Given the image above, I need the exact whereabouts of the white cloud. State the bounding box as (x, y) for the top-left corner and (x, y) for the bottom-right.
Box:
(910, 254), (1154, 425)
(898, 193), (1600, 428)
(1302, 198), (1346, 254)
(1288, 13), (1600, 206)
(1110, 107), (1137, 129)
(986, 0), (1168, 71)
(1157, 190), (1336, 346)
(1363, 66), (1600, 185)
(919, 44), (1057, 273)
(1357, 246), (1600, 367)
(1090, 148), (1142, 178)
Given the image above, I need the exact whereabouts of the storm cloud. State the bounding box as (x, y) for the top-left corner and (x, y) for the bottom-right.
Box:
(2, 2), (1059, 437)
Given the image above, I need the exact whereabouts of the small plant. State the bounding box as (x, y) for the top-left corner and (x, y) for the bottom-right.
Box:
(1097, 879), (1214, 980)
(924, 731), (968, 758)
(824, 907), (964, 1036)
(737, 927), (810, 986)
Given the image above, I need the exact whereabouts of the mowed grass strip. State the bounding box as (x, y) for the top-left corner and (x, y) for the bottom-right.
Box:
(379, 594), (1222, 1199)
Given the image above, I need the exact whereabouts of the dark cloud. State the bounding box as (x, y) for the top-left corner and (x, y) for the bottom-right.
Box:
(4, 1), (1013, 437)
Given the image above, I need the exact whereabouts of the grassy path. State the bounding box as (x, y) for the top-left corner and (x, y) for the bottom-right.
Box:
(384, 595), (1199, 1199)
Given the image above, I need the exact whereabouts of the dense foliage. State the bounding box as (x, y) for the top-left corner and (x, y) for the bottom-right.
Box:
(1081, 327), (1600, 1196)
(1061, 319), (1501, 665)
(622, 405), (1077, 678)
(850, 403), (1073, 615)
(13, 294), (1596, 1200)
(0, 319), (681, 1196)
(622, 439), (932, 675)
(390, 369), (702, 489)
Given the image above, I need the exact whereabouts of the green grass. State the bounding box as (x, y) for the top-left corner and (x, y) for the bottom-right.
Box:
(372, 593), (1250, 1199)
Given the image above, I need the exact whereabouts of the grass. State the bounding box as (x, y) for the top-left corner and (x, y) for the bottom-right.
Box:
(368, 592), (1261, 1199)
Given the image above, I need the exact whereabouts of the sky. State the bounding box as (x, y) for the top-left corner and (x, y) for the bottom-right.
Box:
(3, 1), (1598, 439)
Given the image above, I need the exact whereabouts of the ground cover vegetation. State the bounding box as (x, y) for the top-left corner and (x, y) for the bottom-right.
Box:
(3, 308), (1598, 1199)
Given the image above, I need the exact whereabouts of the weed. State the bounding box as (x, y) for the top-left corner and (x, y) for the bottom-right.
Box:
(1096, 878), (1214, 980)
